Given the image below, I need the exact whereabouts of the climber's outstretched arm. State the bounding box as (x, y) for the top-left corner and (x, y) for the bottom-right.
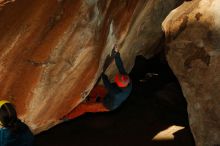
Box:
(112, 45), (127, 75)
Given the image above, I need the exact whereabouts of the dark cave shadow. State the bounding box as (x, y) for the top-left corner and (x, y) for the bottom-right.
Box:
(35, 55), (195, 146)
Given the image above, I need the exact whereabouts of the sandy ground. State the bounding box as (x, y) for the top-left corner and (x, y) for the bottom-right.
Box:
(35, 55), (195, 146)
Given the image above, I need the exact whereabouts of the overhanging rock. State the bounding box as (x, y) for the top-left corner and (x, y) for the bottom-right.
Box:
(0, 0), (182, 133)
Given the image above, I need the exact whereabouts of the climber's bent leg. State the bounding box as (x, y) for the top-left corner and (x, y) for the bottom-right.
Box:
(64, 102), (109, 120)
(87, 85), (107, 102)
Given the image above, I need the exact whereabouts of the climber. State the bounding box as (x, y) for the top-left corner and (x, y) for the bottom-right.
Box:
(63, 45), (132, 120)
(0, 100), (34, 146)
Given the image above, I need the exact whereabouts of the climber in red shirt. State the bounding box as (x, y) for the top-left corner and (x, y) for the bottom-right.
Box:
(62, 45), (132, 120)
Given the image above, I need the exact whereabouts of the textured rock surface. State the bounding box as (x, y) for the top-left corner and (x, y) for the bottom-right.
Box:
(0, 0), (182, 133)
(163, 0), (220, 146)
(0, 0), (14, 7)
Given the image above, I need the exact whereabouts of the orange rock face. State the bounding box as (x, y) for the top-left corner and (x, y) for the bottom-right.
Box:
(0, 0), (14, 8)
(0, 0), (182, 133)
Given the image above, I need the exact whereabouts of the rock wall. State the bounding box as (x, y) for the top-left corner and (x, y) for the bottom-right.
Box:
(0, 0), (182, 133)
(163, 0), (220, 146)
(0, 0), (14, 8)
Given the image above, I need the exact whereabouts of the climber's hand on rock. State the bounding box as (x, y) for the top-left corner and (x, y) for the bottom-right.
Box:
(111, 44), (119, 57)
(60, 116), (70, 122)
(114, 44), (118, 52)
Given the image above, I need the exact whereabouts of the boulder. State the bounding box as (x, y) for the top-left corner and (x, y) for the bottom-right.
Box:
(163, 0), (220, 145)
(0, 0), (182, 133)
